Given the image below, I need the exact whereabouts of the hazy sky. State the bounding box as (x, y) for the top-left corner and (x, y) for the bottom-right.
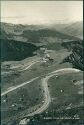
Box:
(1, 1), (83, 25)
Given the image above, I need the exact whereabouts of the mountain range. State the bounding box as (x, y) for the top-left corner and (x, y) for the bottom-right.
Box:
(49, 21), (83, 39)
(1, 21), (83, 70)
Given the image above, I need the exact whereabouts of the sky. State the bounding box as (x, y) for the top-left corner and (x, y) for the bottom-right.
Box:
(1, 1), (83, 25)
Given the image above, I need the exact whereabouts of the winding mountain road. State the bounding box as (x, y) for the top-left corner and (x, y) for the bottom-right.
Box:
(26, 68), (80, 116)
(1, 77), (39, 96)
(20, 60), (40, 71)
(1, 59), (80, 116)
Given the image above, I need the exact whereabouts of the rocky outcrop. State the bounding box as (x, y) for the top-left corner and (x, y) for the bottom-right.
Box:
(61, 40), (83, 71)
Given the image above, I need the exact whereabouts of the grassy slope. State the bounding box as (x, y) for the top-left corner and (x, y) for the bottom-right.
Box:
(1, 49), (72, 91)
(41, 72), (83, 118)
(1, 78), (44, 124)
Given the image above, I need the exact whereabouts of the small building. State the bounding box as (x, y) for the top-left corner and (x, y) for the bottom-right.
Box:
(45, 54), (50, 59)
(19, 118), (30, 125)
(42, 58), (48, 62)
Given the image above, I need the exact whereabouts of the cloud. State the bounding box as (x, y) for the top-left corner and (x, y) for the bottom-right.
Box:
(1, 1), (83, 24)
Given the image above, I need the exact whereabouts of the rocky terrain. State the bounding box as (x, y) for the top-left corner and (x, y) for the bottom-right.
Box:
(61, 40), (83, 71)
